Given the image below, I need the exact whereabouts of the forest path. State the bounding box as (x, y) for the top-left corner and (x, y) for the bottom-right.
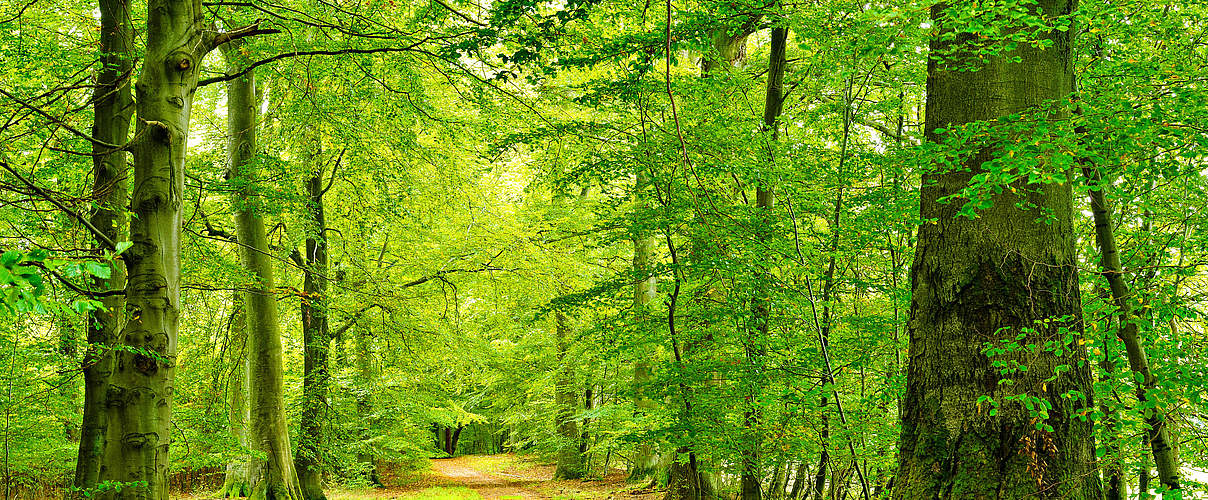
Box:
(428, 456), (548, 499)
(323, 453), (661, 500)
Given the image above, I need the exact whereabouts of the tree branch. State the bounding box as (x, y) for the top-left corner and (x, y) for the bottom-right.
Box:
(198, 44), (432, 87)
(208, 20), (282, 52)
(0, 159), (117, 250)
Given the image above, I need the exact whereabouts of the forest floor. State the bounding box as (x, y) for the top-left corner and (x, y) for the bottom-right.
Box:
(324, 454), (665, 500)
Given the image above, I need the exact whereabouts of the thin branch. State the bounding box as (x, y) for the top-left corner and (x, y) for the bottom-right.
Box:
(198, 44), (431, 87)
(0, 159), (117, 250)
(320, 148), (345, 197)
(430, 0), (487, 26)
(0, 87), (122, 150)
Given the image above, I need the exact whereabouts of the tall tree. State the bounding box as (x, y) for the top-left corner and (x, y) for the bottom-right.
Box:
(295, 158), (334, 500)
(219, 295), (251, 498)
(892, 0), (1101, 497)
(554, 310), (586, 479)
(740, 24), (787, 500)
(1080, 147), (1180, 492)
(629, 170), (659, 482)
(224, 43), (304, 500)
(74, 0), (132, 491)
(101, 2), (266, 496)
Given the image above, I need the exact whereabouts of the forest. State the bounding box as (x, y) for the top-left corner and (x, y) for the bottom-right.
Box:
(0, 0), (1205, 497)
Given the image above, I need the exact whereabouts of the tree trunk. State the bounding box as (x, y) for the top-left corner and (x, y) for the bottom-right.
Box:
(1078, 142), (1180, 492)
(225, 44), (304, 500)
(741, 25), (787, 500)
(1138, 449), (1151, 500)
(554, 310), (586, 479)
(891, 0), (1101, 497)
(74, 0), (132, 492)
(787, 462), (808, 500)
(630, 169), (660, 481)
(666, 448), (716, 500)
(295, 165), (332, 500)
(353, 325), (382, 486)
(220, 296), (250, 498)
(102, 0), (230, 494)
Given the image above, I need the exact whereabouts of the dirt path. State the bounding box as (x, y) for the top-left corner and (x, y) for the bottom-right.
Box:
(428, 456), (548, 499)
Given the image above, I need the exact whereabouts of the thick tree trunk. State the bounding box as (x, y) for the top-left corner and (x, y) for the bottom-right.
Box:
(554, 310), (586, 479)
(787, 462), (808, 500)
(666, 448), (715, 500)
(74, 0), (132, 492)
(295, 167), (331, 500)
(891, 0), (1101, 497)
(101, 0), (227, 494)
(220, 296), (250, 498)
(225, 46), (304, 500)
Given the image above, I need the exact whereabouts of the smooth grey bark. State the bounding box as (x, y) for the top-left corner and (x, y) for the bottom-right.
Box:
(220, 296), (251, 498)
(891, 0), (1101, 497)
(1079, 151), (1180, 492)
(224, 43), (303, 500)
(554, 310), (586, 479)
(295, 166), (332, 500)
(102, 0), (238, 495)
(74, 0), (132, 492)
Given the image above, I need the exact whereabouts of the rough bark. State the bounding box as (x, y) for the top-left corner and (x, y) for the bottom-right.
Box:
(554, 310), (586, 479)
(225, 44), (303, 500)
(220, 296), (250, 498)
(787, 462), (808, 500)
(891, 0), (1101, 497)
(73, 0), (132, 492)
(295, 166), (331, 500)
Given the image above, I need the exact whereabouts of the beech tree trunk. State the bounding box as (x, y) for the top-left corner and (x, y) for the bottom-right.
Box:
(665, 23), (753, 500)
(74, 0), (132, 492)
(740, 25), (787, 500)
(295, 165), (332, 500)
(554, 310), (586, 479)
(630, 169), (660, 481)
(891, 0), (1101, 497)
(220, 296), (250, 498)
(102, 0), (228, 494)
(353, 325), (382, 486)
(225, 44), (304, 500)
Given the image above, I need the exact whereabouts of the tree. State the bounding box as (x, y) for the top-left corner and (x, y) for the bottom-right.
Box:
(224, 42), (305, 500)
(101, 2), (268, 496)
(295, 155), (334, 500)
(73, 0), (132, 491)
(553, 310), (586, 479)
(892, 0), (1101, 497)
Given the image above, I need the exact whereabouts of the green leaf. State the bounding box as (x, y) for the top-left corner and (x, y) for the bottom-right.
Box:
(85, 261), (112, 280)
